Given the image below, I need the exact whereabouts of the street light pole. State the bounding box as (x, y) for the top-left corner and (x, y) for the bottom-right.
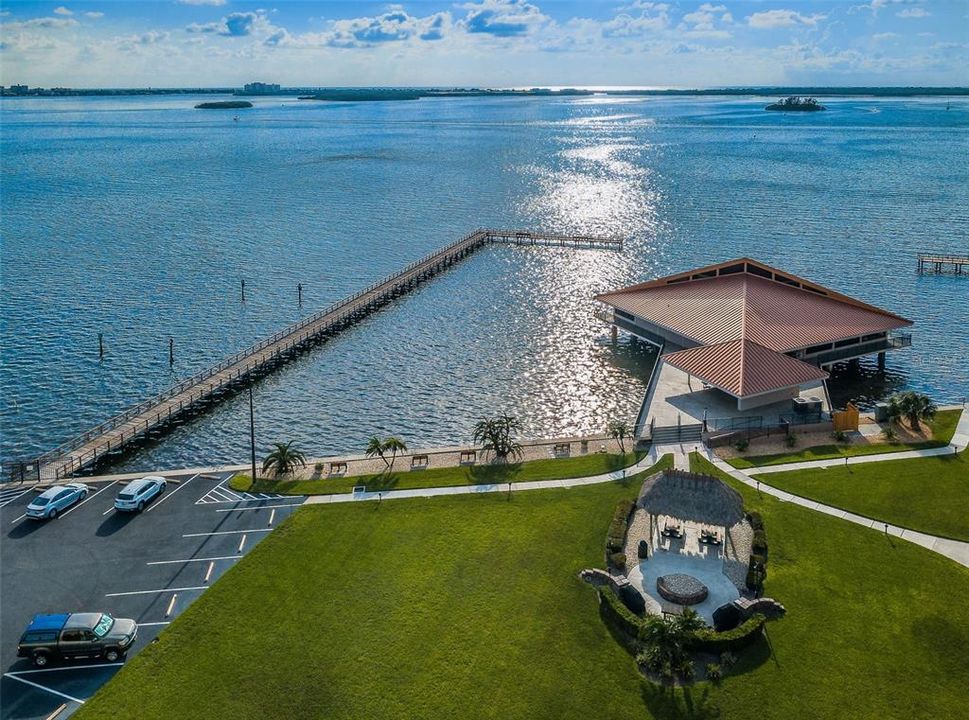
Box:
(249, 386), (257, 483)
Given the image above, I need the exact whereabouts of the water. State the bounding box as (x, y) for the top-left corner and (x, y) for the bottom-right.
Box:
(1, 94), (967, 471)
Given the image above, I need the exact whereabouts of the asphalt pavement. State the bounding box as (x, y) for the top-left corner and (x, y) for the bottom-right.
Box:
(0, 472), (303, 720)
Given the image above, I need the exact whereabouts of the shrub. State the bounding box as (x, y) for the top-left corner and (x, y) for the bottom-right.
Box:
(784, 433), (797, 448)
(705, 663), (723, 683)
(637, 539), (649, 559)
(883, 425), (898, 442)
(314, 462), (324, 472)
(734, 437), (749, 452)
(598, 586), (644, 639)
(746, 511), (764, 532)
(752, 529), (768, 557)
(719, 650), (736, 668)
(832, 429), (849, 443)
(680, 659), (696, 681)
(746, 556), (767, 591)
(606, 499), (635, 553)
(692, 614), (766, 653)
(608, 552), (627, 573)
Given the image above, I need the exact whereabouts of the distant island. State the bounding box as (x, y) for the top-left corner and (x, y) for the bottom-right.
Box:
(298, 87), (595, 102)
(195, 100), (253, 110)
(765, 96), (826, 112)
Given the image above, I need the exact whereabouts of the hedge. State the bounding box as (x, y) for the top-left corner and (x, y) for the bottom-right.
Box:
(608, 552), (627, 573)
(606, 499), (635, 553)
(692, 613), (766, 653)
(598, 586), (644, 640)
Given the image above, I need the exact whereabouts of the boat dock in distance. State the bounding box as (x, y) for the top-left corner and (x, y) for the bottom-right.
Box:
(917, 252), (969, 274)
(17, 229), (622, 483)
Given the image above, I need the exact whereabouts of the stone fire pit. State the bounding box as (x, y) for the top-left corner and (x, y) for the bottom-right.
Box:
(656, 573), (709, 605)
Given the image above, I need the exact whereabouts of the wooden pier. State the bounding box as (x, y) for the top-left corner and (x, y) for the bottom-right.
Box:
(19, 229), (621, 482)
(917, 252), (969, 274)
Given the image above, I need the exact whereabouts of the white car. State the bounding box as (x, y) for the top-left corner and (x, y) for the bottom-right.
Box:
(114, 476), (166, 512)
(25, 483), (89, 520)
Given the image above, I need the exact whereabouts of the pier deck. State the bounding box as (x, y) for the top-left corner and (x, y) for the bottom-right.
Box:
(917, 252), (969, 274)
(19, 229), (621, 482)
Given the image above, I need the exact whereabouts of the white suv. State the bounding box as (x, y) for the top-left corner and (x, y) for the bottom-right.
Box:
(114, 476), (166, 512)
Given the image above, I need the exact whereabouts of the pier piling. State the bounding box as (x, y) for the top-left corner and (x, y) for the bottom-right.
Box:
(98, 333), (104, 360)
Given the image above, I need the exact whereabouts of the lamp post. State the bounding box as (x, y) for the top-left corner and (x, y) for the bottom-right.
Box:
(249, 386), (257, 484)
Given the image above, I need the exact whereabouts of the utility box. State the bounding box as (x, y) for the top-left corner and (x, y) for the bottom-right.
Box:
(874, 402), (890, 423)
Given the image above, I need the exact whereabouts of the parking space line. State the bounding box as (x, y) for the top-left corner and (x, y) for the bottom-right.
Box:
(106, 585), (208, 597)
(205, 561), (214, 582)
(137, 622), (171, 627)
(2, 673), (86, 704)
(60, 481), (118, 519)
(269, 508), (276, 526)
(102, 505), (114, 516)
(45, 702), (68, 720)
(6, 663), (124, 676)
(215, 502), (302, 513)
(165, 594), (178, 617)
(182, 528), (272, 538)
(145, 473), (199, 513)
(237, 534), (247, 553)
(10, 513), (26, 524)
(146, 554), (240, 566)
(0, 487), (31, 508)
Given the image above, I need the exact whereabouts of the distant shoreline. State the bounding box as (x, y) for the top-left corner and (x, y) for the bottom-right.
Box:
(2, 86), (968, 99)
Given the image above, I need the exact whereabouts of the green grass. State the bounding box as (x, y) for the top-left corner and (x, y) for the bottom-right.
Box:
(230, 451), (647, 495)
(726, 408), (962, 469)
(77, 453), (969, 720)
(750, 448), (969, 542)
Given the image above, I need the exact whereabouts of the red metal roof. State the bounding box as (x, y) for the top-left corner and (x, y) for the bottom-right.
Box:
(596, 259), (911, 352)
(662, 339), (829, 397)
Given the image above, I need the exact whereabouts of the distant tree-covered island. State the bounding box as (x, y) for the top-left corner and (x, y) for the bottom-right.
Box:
(765, 96), (826, 112)
(195, 100), (253, 109)
(298, 87), (596, 102)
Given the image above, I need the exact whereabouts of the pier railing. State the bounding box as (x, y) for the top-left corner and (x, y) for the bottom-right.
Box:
(11, 228), (622, 482)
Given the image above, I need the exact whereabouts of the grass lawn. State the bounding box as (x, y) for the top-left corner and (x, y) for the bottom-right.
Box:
(726, 408), (962, 469)
(230, 451), (647, 495)
(750, 448), (969, 542)
(77, 456), (969, 720)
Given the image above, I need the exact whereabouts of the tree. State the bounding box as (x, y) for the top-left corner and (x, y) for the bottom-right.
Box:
(366, 435), (388, 469)
(472, 413), (524, 463)
(382, 437), (407, 471)
(607, 420), (631, 454)
(888, 391), (937, 432)
(261, 441), (306, 479)
(636, 609), (705, 675)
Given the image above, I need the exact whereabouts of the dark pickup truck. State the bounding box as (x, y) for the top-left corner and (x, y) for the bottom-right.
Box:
(17, 612), (138, 667)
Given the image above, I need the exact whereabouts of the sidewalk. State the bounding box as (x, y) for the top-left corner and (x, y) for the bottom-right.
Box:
(304, 449), (665, 506)
(706, 443), (969, 570)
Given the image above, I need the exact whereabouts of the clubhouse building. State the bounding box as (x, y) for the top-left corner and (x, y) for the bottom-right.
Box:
(596, 258), (913, 436)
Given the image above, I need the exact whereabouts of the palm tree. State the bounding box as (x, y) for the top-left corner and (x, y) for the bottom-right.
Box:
(473, 413), (524, 463)
(636, 608), (705, 674)
(366, 435), (389, 469)
(888, 391), (937, 432)
(382, 437), (407, 470)
(261, 441), (306, 479)
(607, 420), (630, 454)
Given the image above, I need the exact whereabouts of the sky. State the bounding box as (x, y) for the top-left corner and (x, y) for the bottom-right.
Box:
(1, 0), (967, 88)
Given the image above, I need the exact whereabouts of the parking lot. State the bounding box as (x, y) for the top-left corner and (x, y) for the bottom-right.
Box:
(0, 472), (303, 719)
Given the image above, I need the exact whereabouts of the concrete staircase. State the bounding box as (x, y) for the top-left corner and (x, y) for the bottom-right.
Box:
(649, 423), (703, 445)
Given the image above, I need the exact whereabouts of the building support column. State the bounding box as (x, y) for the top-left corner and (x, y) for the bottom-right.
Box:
(877, 351), (886, 370)
(611, 325), (618, 343)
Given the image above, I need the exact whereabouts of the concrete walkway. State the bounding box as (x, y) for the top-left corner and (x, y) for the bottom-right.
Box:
(304, 449), (667, 506)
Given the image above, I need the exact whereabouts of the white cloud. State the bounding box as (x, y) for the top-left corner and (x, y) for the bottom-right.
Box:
(176, 0), (227, 5)
(747, 9), (826, 29)
(53, 6), (73, 16)
(1, 16), (79, 30)
(84, 12), (104, 19)
(897, 7), (930, 18)
(603, 5), (670, 37)
(873, 32), (899, 41)
(459, 0), (548, 37)
(186, 10), (280, 38)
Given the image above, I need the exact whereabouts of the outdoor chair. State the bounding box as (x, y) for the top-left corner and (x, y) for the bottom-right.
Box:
(460, 450), (476, 465)
(411, 454), (429, 470)
(329, 462), (347, 476)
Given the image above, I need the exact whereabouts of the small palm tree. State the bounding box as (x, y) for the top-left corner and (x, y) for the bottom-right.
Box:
(637, 609), (704, 674)
(366, 435), (388, 469)
(473, 413), (524, 463)
(888, 391), (937, 432)
(382, 437), (407, 471)
(607, 420), (630, 454)
(261, 441), (306, 479)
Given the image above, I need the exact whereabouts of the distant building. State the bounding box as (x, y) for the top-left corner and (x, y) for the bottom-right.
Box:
(243, 82), (281, 95)
(8, 85), (29, 95)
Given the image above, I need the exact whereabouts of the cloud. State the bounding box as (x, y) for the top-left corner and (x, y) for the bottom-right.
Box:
(602, 4), (670, 37)
(851, 0), (917, 16)
(1, 16), (79, 30)
(747, 9), (827, 29)
(872, 32), (899, 41)
(461, 0), (547, 37)
(53, 6), (73, 16)
(84, 12), (104, 19)
(897, 7), (930, 18)
(682, 4), (731, 31)
(176, 0), (227, 5)
(185, 10), (278, 38)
